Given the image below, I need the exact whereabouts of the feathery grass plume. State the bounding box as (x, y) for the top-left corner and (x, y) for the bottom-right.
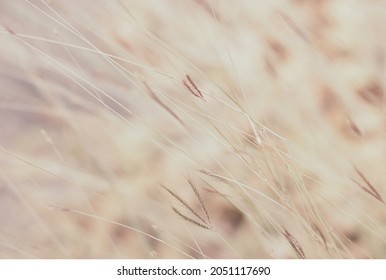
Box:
(352, 167), (384, 204)
(282, 227), (306, 259)
(186, 178), (211, 224)
(171, 207), (211, 230)
(143, 80), (185, 127)
(160, 184), (207, 225)
(183, 74), (205, 101)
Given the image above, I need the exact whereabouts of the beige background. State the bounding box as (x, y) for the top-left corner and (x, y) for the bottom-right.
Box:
(1, 0), (386, 258)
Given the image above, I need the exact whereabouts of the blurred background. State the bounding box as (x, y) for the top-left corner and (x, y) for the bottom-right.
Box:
(1, 0), (386, 258)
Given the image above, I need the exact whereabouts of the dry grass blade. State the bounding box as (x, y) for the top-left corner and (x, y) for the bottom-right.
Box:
(353, 167), (384, 204)
(187, 178), (211, 224)
(282, 227), (306, 259)
(198, 169), (230, 184)
(353, 179), (384, 204)
(49, 204), (72, 212)
(172, 207), (211, 230)
(50, 205), (197, 258)
(311, 223), (327, 249)
(160, 184), (207, 224)
(183, 74), (205, 101)
(143, 81), (185, 126)
(185, 75), (203, 98)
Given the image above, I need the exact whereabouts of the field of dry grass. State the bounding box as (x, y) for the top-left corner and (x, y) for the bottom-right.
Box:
(1, 0), (386, 258)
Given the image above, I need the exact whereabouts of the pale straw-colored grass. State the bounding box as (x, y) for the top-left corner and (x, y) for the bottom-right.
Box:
(1, 0), (386, 258)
